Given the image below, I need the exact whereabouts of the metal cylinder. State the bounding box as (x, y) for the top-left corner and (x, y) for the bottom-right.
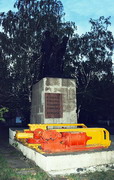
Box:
(62, 132), (92, 146)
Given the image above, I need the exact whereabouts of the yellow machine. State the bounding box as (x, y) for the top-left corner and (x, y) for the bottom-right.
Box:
(15, 123), (111, 153)
(15, 130), (33, 139)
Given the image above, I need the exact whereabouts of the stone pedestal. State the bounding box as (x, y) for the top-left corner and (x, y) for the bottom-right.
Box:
(30, 77), (77, 124)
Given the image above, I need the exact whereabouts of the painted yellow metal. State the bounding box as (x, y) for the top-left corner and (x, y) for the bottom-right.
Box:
(15, 123), (111, 149)
(22, 142), (45, 154)
(15, 131), (33, 139)
(28, 123), (111, 148)
(24, 129), (30, 132)
(28, 123), (87, 131)
(26, 143), (40, 148)
(56, 128), (111, 148)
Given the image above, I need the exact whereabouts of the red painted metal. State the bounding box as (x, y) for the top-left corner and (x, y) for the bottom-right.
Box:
(62, 132), (91, 146)
(26, 129), (103, 153)
(33, 128), (44, 139)
(41, 142), (104, 153)
(27, 138), (44, 144)
(42, 130), (62, 140)
(24, 130), (33, 133)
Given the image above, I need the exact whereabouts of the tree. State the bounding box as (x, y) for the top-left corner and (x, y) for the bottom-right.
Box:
(0, 32), (13, 109)
(0, 0), (76, 123)
(68, 16), (114, 122)
(1, 1), (114, 125)
(0, 107), (9, 122)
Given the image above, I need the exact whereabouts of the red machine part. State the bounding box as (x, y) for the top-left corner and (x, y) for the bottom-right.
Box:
(27, 129), (62, 144)
(62, 132), (91, 146)
(26, 129), (103, 153)
(41, 141), (104, 153)
(34, 128), (44, 139)
(27, 129), (44, 144)
(42, 130), (62, 140)
(27, 138), (43, 144)
(41, 131), (94, 153)
(24, 130), (33, 133)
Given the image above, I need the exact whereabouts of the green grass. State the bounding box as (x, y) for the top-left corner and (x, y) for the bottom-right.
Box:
(1, 153), (114, 180)
(67, 170), (114, 180)
(0, 155), (16, 180)
(0, 154), (52, 180)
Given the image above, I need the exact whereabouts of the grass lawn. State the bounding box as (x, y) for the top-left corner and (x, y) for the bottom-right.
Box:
(0, 153), (114, 180)
(68, 170), (114, 180)
(0, 154), (52, 180)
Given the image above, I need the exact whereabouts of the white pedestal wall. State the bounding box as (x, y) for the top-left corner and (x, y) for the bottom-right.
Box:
(30, 78), (77, 124)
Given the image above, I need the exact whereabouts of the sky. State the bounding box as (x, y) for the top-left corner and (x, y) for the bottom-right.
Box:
(62, 0), (114, 35)
(0, 0), (114, 35)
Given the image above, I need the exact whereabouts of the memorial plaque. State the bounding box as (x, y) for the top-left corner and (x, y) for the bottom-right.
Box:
(45, 93), (63, 118)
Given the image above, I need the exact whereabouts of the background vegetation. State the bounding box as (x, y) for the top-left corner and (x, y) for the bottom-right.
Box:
(0, 0), (114, 125)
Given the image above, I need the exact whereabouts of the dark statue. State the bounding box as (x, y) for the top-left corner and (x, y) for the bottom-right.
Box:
(39, 31), (68, 78)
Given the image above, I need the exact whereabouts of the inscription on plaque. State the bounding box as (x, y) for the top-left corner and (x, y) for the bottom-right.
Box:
(45, 93), (63, 118)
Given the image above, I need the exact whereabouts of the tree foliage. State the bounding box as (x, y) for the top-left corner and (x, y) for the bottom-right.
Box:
(0, 0), (76, 123)
(0, 1), (114, 124)
(68, 16), (114, 122)
(0, 107), (9, 121)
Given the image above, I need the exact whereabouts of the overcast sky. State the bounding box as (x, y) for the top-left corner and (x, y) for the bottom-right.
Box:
(0, 0), (114, 35)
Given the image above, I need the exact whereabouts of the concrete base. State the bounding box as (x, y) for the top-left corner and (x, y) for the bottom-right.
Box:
(30, 78), (77, 124)
(9, 128), (114, 176)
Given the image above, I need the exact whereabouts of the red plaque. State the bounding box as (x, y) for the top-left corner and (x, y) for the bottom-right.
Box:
(45, 93), (63, 118)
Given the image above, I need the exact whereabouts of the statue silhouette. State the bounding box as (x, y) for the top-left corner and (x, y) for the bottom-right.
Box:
(54, 36), (69, 76)
(40, 30), (53, 77)
(40, 31), (68, 78)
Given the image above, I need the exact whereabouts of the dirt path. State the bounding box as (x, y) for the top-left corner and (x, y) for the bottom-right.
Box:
(0, 125), (68, 180)
(0, 125), (40, 175)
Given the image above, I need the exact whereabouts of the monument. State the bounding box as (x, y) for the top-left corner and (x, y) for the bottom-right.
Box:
(30, 77), (77, 124)
(9, 30), (113, 177)
(30, 31), (76, 124)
